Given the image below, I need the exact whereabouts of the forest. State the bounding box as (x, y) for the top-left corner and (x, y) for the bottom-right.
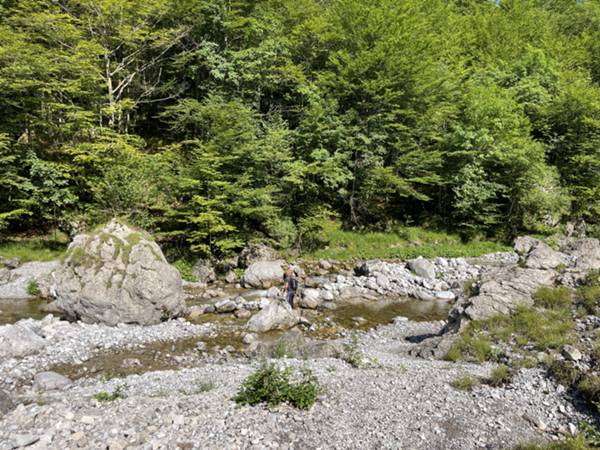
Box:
(1, 0), (599, 258)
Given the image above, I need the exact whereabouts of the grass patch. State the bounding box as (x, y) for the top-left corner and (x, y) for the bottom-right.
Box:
(180, 381), (215, 395)
(235, 363), (319, 410)
(26, 280), (41, 296)
(486, 365), (513, 387)
(513, 436), (590, 450)
(447, 305), (574, 363)
(451, 374), (480, 391)
(172, 259), (197, 282)
(303, 222), (509, 261)
(533, 287), (572, 310)
(0, 236), (68, 262)
(93, 384), (127, 402)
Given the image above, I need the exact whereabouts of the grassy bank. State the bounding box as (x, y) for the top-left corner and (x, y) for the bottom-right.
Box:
(0, 233), (69, 262)
(305, 223), (510, 261)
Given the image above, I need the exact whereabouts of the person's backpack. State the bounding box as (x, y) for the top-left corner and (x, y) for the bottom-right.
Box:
(289, 277), (298, 291)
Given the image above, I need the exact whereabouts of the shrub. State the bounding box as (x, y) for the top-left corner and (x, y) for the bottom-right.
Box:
(94, 384), (127, 402)
(533, 287), (572, 310)
(486, 365), (513, 387)
(172, 259), (197, 282)
(451, 375), (480, 391)
(578, 374), (600, 405)
(235, 363), (319, 410)
(26, 280), (41, 296)
(547, 359), (580, 387)
(577, 285), (600, 315)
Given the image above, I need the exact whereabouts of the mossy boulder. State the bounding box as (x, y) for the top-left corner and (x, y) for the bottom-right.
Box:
(51, 219), (186, 326)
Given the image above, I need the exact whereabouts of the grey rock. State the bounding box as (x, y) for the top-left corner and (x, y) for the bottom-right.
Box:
(0, 261), (59, 299)
(242, 260), (284, 288)
(319, 260), (332, 270)
(0, 323), (47, 358)
(234, 309), (251, 319)
(514, 236), (540, 255)
(299, 289), (320, 309)
(224, 270), (238, 284)
(246, 301), (300, 333)
(33, 371), (72, 391)
(407, 257), (436, 280)
(215, 299), (237, 313)
(13, 434), (39, 448)
(51, 219), (186, 326)
(562, 345), (583, 362)
(565, 238), (600, 270)
(435, 291), (456, 301)
(266, 286), (280, 298)
(192, 259), (216, 284)
(525, 241), (566, 270)
(0, 390), (14, 416)
(238, 243), (278, 268)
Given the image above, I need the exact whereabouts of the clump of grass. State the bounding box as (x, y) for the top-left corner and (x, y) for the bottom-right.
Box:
(172, 259), (197, 282)
(513, 436), (589, 450)
(450, 374), (480, 391)
(548, 359), (580, 387)
(463, 278), (479, 298)
(180, 381), (215, 395)
(26, 280), (41, 297)
(235, 363), (319, 410)
(447, 304), (574, 364)
(272, 339), (294, 359)
(533, 286), (572, 310)
(93, 384), (127, 402)
(304, 221), (509, 261)
(486, 365), (513, 387)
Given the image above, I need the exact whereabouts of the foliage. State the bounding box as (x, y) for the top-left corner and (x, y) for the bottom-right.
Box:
(343, 334), (364, 369)
(2, 0), (600, 255)
(0, 237), (68, 262)
(272, 339), (294, 359)
(235, 363), (319, 410)
(26, 280), (40, 297)
(172, 260), (197, 283)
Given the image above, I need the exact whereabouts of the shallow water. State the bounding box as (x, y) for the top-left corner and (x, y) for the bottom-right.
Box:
(0, 298), (48, 325)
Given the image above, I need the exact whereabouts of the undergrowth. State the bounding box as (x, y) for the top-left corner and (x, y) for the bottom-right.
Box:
(93, 384), (127, 402)
(304, 222), (509, 261)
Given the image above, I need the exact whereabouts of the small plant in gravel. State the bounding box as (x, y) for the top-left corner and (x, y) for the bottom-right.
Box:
(180, 381), (215, 395)
(26, 280), (41, 296)
(450, 374), (480, 391)
(343, 334), (365, 368)
(513, 435), (590, 450)
(235, 363), (319, 410)
(485, 365), (513, 387)
(94, 384), (127, 402)
(272, 339), (294, 359)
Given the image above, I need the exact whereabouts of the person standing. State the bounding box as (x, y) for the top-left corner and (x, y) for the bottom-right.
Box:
(283, 267), (298, 308)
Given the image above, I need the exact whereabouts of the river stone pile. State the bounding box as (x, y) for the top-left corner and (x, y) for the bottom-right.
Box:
(51, 219), (186, 326)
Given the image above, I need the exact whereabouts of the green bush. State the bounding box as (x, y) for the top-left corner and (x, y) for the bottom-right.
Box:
(172, 259), (197, 282)
(26, 280), (41, 296)
(343, 334), (365, 368)
(533, 287), (572, 310)
(577, 285), (600, 315)
(235, 363), (319, 410)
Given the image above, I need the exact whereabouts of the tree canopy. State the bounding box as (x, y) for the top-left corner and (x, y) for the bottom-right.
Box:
(1, 0), (599, 255)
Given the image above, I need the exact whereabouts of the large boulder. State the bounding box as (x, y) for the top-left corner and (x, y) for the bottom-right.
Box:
(51, 220), (186, 326)
(513, 236), (540, 255)
(0, 323), (47, 358)
(238, 243), (278, 268)
(458, 266), (556, 322)
(565, 238), (600, 271)
(407, 257), (436, 280)
(242, 260), (284, 288)
(0, 261), (60, 299)
(524, 241), (567, 270)
(246, 301), (300, 333)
